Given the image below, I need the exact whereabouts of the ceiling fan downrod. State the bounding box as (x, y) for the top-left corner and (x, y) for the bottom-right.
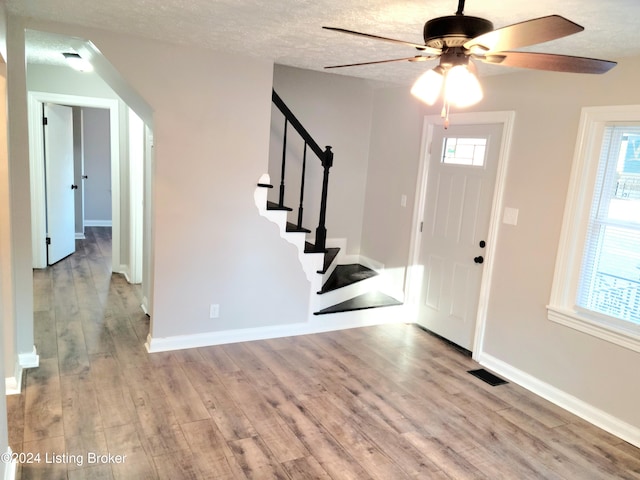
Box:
(456, 0), (465, 16)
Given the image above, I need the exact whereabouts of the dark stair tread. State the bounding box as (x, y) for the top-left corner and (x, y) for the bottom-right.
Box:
(286, 222), (311, 233)
(267, 201), (292, 212)
(319, 263), (377, 294)
(317, 247), (340, 274)
(314, 291), (402, 315)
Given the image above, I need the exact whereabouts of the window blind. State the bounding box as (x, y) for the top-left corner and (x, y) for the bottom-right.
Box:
(576, 125), (640, 324)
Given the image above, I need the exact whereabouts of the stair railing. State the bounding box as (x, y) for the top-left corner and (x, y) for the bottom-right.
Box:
(271, 89), (333, 252)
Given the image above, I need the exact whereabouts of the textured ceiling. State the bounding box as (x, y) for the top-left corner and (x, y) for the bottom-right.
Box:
(9, 0), (640, 85)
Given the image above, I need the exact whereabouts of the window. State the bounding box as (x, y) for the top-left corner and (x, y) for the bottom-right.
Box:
(577, 126), (640, 323)
(442, 137), (487, 166)
(549, 106), (640, 352)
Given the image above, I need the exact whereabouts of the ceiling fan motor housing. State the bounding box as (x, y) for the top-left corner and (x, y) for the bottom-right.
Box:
(423, 15), (494, 48)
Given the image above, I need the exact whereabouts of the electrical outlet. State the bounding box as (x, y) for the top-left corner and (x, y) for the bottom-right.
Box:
(209, 304), (220, 319)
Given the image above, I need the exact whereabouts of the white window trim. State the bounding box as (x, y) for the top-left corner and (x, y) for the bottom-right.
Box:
(548, 105), (640, 353)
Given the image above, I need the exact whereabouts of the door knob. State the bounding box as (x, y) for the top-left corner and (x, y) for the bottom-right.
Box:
(474, 256), (484, 264)
(71, 184), (78, 190)
(479, 240), (486, 248)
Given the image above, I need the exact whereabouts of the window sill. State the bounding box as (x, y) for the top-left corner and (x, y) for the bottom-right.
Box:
(547, 306), (640, 353)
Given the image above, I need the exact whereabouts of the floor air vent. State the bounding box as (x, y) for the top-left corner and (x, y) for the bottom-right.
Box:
(468, 369), (508, 386)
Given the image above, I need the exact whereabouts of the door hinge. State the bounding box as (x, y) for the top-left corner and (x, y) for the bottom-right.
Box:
(46, 237), (51, 245)
(43, 117), (48, 126)
(419, 221), (424, 233)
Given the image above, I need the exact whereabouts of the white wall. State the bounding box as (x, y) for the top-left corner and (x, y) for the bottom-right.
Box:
(363, 56), (640, 434)
(82, 107), (112, 225)
(5, 10), (34, 386)
(0, 47), (13, 479)
(0, 45), (13, 384)
(272, 65), (374, 254)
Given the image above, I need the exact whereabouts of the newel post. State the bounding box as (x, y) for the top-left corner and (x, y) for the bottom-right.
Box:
(314, 146), (333, 252)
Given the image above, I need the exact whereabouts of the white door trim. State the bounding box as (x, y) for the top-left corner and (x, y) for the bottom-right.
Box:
(406, 111), (516, 359)
(28, 91), (120, 272)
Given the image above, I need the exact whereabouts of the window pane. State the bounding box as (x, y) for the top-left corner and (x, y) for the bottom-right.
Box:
(442, 137), (487, 166)
(577, 125), (640, 324)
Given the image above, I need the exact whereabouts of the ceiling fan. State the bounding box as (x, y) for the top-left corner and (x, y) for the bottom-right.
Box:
(323, 0), (616, 116)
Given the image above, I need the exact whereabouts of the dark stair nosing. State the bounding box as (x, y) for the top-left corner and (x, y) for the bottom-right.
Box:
(286, 222), (311, 234)
(305, 241), (327, 254)
(319, 263), (377, 294)
(314, 291), (402, 315)
(266, 200), (292, 212)
(317, 247), (340, 274)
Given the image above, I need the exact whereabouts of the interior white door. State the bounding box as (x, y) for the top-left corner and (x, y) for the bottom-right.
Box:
(44, 102), (76, 265)
(417, 123), (503, 350)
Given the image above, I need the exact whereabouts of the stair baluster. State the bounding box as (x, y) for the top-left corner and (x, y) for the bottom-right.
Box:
(271, 89), (333, 252)
(297, 143), (308, 230)
(278, 118), (288, 208)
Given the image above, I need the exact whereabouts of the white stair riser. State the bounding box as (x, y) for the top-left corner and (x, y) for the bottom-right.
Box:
(316, 275), (382, 310)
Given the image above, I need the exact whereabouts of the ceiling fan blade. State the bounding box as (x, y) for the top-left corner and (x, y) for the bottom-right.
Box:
(464, 15), (583, 52)
(323, 26), (441, 55)
(325, 55), (434, 69)
(482, 51), (617, 74)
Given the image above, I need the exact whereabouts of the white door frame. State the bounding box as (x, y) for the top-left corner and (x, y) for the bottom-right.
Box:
(406, 111), (516, 359)
(28, 91), (121, 271)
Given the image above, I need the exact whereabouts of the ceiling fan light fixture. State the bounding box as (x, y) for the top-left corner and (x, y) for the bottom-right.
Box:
(62, 52), (93, 72)
(444, 64), (483, 107)
(411, 67), (444, 105)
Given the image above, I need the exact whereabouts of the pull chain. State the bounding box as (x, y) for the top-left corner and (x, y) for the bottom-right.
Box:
(441, 101), (450, 129)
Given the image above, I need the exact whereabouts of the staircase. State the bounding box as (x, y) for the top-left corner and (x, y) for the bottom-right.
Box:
(254, 90), (403, 323)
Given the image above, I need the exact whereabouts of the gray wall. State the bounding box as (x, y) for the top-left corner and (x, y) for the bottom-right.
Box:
(3, 11), (638, 452)
(72, 106), (83, 235)
(272, 65), (374, 255)
(82, 107), (111, 224)
(10, 18), (311, 343)
(362, 57), (640, 430)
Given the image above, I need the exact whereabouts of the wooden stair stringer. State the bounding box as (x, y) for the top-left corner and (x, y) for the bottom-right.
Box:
(255, 174), (405, 323)
(254, 175), (324, 288)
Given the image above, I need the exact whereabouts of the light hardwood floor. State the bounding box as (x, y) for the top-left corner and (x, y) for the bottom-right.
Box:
(7, 227), (640, 479)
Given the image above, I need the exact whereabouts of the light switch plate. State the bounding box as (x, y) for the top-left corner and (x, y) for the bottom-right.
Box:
(503, 207), (519, 226)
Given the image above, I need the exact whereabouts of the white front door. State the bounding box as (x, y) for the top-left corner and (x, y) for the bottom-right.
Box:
(417, 123), (503, 350)
(44, 103), (76, 265)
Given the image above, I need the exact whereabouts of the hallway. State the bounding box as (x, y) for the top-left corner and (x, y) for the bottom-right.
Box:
(7, 227), (151, 479)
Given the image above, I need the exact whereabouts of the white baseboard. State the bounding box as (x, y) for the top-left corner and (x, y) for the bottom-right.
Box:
(119, 266), (132, 283)
(477, 352), (640, 448)
(145, 304), (407, 353)
(2, 447), (16, 480)
(357, 253), (384, 272)
(75, 232), (86, 240)
(5, 347), (39, 395)
(4, 372), (22, 396)
(19, 347), (39, 369)
(84, 220), (112, 227)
